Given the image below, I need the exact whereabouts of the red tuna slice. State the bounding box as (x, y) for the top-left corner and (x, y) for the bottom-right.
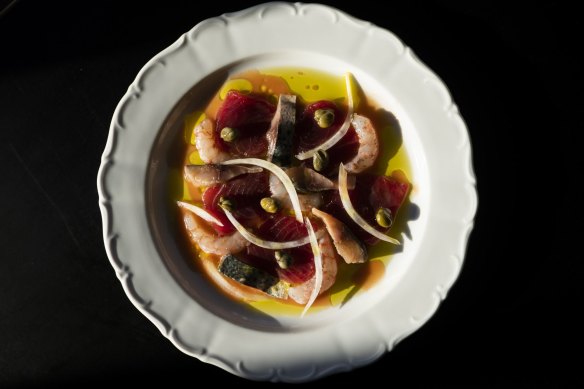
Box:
(322, 174), (410, 245)
(295, 100), (346, 154)
(258, 213), (308, 242)
(303, 127), (359, 176)
(296, 100), (359, 175)
(215, 91), (276, 157)
(246, 215), (315, 284)
(202, 172), (270, 236)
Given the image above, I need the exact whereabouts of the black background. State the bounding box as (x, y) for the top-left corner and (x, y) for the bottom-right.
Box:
(1, 1), (582, 387)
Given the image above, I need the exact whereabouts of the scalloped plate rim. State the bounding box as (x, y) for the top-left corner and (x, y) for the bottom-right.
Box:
(97, 2), (477, 382)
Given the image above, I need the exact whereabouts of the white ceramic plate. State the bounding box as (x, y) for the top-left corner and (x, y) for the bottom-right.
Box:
(97, 2), (477, 382)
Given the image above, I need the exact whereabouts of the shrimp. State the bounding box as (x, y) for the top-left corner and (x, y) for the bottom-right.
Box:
(269, 173), (322, 212)
(344, 114), (379, 174)
(184, 164), (262, 187)
(183, 212), (248, 255)
(288, 231), (338, 304)
(312, 208), (367, 264)
(194, 118), (231, 164)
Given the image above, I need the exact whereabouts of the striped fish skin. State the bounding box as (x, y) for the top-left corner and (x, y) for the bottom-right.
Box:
(219, 254), (289, 299)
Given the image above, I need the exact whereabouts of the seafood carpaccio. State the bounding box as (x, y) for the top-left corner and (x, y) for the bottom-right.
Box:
(173, 68), (412, 315)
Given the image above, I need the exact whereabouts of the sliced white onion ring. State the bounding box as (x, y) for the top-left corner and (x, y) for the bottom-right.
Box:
(222, 158), (303, 223)
(222, 208), (310, 249)
(177, 201), (224, 227)
(295, 73), (354, 160)
(301, 217), (322, 317)
(338, 164), (400, 245)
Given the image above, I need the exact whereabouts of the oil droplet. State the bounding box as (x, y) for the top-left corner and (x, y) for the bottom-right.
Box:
(305, 85), (310, 89)
(312, 84), (319, 90)
(260, 85), (267, 92)
(298, 71), (304, 75)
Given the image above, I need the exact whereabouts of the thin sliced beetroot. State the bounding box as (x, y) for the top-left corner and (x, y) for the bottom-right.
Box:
(215, 91), (276, 157)
(202, 172), (270, 236)
(322, 174), (410, 245)
(246, 215), (315, 284)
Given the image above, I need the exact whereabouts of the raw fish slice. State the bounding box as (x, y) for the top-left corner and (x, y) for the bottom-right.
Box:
(322, 174), (410, 245)
(266, 94), (297, 166)
(312, 208), (367, 264)
(202, 172), (270, 235)
(216, 91), (276, 157)
(184, 164), (262, 187)
(219, 254), (288, 299)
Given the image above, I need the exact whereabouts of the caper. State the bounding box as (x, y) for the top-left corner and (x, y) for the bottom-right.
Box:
(260, 197), (279, 214)
(313, 149), (329, 172)
(220, 127), (238, 142)
(314, 108), (335, 128)
(274, 250), (293, 269)
(375, 207), (393, 228)
(218, 196), (234, 212)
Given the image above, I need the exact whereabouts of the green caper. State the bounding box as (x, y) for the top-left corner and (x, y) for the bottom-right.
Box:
(314, 108), (335, 128)
(375, 207), (393, 228)
(218, 196), (234, 212)
(220, 127), (238, 142)
(274, 250), (293, 269)
(313, 149), (329, 172)
(260, 197), (279, 214)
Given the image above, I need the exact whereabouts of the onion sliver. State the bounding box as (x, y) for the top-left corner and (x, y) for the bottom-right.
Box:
(223, 208), (310, 249)
(301, 217), (322, 317)
(177, 201), (224, 227)
(295, 73), (355, 161)
(338, 164), (400, 245)
(222, 158), (303, 223)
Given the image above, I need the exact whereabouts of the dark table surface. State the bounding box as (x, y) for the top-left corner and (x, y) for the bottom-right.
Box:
(1, 1), (582, 387)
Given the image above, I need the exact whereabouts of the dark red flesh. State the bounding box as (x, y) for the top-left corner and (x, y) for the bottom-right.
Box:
(246, 215), (316, 284)
(202, 172), (270, 236)
(295, 101), (345, 153)
(215, 91), (276, 157)
(295, 100), (359, 175)
(322, 174), (410, 245)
